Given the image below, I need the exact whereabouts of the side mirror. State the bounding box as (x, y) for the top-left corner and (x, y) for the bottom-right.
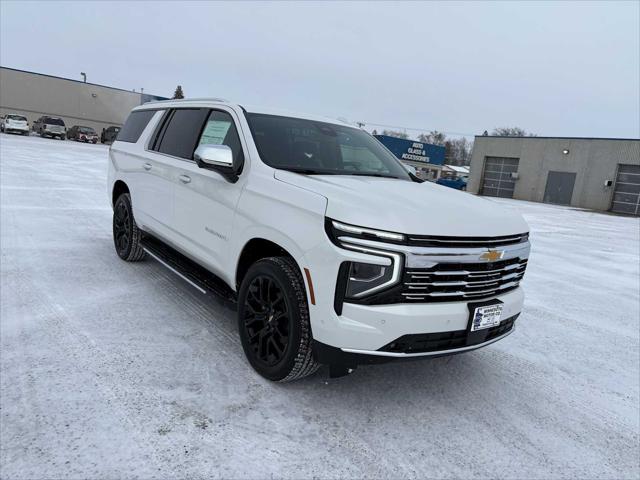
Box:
(194, 144), (238, 183)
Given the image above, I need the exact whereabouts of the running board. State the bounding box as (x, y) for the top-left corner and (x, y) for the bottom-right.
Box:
(141, 235), (236, 303)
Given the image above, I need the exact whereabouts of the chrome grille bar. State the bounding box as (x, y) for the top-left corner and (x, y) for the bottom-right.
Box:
(401, 258), (527, 302)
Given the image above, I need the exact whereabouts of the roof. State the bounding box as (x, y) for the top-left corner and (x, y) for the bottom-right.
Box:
(138, 98), (357, 128)
(0, 66), (166, 99)
(475, 135), (640, 142)
(443, 165), (470, 173)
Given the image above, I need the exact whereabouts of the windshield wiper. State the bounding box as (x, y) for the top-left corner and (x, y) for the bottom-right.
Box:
(277, 167), (340, 175)
(345, 172), (401, 179)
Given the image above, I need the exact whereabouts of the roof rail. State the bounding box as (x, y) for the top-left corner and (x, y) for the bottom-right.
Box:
(144, 97), (228, 105)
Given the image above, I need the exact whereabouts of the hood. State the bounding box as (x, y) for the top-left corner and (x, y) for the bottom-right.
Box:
(274, 171), (529, 237)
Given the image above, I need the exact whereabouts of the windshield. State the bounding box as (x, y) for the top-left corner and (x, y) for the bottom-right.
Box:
(246, 113), (410, 179)
(7, 115), (27, 122)
(44, 117), (65, 126)
(78, 127), (95, 134)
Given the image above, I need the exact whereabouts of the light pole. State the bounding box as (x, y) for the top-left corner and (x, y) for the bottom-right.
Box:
(80, 72), (86, 83)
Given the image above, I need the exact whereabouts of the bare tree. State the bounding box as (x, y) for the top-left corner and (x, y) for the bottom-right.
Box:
(418, 130), (446, 146)
(491, 127), (536, 137)
(447, 137), (473, 166)
(381, 129), (409, 139)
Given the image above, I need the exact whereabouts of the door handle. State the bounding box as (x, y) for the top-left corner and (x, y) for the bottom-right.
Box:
(143, 163), (152, 171)
(178, 175), (191, 184)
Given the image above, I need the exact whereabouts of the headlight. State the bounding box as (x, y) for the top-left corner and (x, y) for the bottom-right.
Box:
(345, 261), (396, 298)
(326, 219), (404, 308)
(326, 218), (405, 244)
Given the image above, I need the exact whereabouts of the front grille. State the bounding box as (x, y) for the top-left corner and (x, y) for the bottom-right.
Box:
(402, 257), (527, 303)
(406, 232), (528, 248)
(379, 314), (518, 354)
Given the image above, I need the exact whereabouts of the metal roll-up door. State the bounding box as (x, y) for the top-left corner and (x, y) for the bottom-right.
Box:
(611, 164), (640, 216)
(481, 157), (519, 198)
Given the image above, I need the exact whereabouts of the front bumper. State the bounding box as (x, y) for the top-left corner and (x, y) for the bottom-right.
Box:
(304, 233), (528, 360)
(313, 320), (516, 367)
(330, 286), (523, 352)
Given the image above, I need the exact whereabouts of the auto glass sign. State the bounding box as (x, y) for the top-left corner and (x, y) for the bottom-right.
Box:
(402, 142), (429, 163)
(373, 135), (445, 166)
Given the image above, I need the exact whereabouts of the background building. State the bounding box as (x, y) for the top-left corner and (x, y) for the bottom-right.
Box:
(467, 136), (640, 216)
(0, 67), (166, 134)
(374, 134), (445, 180)
(442, 164), (469, 179)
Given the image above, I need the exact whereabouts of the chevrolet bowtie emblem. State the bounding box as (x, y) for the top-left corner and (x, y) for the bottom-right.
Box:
(480, 250), (504, 262)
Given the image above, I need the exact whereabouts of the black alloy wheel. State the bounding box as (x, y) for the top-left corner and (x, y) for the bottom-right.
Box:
(112, 193), (146, 262)
(237, 257), (319, 381)
(243, 275), (291, 367)
(113, 200), (131, 255)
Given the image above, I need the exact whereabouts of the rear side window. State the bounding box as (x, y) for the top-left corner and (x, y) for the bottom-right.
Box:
(156, 109), (209, 159)
(44, 117), (65, 126)
(117, 110), (156, 143)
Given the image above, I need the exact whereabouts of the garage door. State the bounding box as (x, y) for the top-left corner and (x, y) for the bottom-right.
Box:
(481, 157), (519, 198)
(611, 164), (640, 216)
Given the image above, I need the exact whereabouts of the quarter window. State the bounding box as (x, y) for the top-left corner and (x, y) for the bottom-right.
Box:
(117, 110), (156, 143)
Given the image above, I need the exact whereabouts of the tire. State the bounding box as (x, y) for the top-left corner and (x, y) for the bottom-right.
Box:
(237, 256), (319, 382)
(112, 193), (146, 262)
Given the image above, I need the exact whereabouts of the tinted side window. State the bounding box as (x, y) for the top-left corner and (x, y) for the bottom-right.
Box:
(157, 109), (209, 159)
(197, 110), (244, 167)
(117, 110), (156, 143)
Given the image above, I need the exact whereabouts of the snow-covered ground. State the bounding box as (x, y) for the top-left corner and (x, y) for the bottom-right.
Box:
(1, 133), (638, 479)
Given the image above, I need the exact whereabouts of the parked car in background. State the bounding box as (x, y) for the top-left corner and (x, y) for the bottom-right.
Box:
(101, 126), (120, 144)
(109, 99), (531, 382)
(33, 116), (66, 140)
(1, 114), (29, 135)
(67, 125), (99, 143)
(437, 176), (468, 191)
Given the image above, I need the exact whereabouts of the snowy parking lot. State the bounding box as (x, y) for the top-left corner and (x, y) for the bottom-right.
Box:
(1, 133), (639, 479)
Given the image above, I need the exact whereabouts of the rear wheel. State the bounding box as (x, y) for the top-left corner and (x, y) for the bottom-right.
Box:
(113, 193), (146, 262)
(237, 257), (319, 382)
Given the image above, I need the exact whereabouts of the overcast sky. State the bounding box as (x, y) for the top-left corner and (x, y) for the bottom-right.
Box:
(1, 1), (638, 139)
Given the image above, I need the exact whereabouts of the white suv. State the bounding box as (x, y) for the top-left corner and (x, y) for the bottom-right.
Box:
(1, 114), (29, 135)
(108, 99), (530, 381)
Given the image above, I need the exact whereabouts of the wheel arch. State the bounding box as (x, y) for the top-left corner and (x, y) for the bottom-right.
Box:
(235, 237), (302, 291)
(112, 180), (129, 207)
